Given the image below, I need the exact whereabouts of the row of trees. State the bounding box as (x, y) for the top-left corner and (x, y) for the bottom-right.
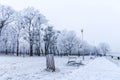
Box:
(0, 4), (110, 56)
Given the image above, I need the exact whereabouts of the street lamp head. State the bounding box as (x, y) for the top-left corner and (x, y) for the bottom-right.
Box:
(81, 29), (83, 33)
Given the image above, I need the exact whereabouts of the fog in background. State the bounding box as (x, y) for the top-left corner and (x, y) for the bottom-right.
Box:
(0, 0), (120, 52)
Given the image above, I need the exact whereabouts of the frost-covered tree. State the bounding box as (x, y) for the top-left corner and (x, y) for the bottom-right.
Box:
(98, 43), (110, 56)
(80, 41), (92, 59)
(32, 16), (47, 56)
(0, 4), (14, 36)
(10, 12), (25, 56)
(44, 26), (58, 72)
(0, 26), (15, 55)
(0, 4), (15, 55)
(21, 7), (47, 56)
(43, 26), (59, 55)
(58, 31), (78, 56)
(9, 29), (17, 55)
(1, 31), (9, 54)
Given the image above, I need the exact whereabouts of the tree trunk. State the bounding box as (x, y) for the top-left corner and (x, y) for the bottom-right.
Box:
(16, 39), (19, 56)
(16, 34), (20, 56)
(41, 49), (44, 56)
(5, 40), (8, 55)
(82, 49), (84, 60)
(45, 43), (48, 55)
(37, 47), (40, 56)
(30, 43), (33, 56)
(46, 54), (55, 72)
(5, 48), (8, 55)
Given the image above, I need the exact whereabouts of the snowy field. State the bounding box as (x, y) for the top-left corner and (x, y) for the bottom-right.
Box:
(0, 56), (91, 80)
(0, 56), (119, 80)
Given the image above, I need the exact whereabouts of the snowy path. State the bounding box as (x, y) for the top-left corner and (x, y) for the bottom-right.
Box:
(62, 57), (120, 80)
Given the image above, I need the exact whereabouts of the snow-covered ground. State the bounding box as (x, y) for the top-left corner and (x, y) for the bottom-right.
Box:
(62, 57), (120, 80)
(0, 56), (89, 80)
(0, 56), (119, 80)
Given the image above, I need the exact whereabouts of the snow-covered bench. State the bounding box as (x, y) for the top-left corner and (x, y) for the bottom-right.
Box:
(67, 56), (83, 66)
(68, 56), (77, 64)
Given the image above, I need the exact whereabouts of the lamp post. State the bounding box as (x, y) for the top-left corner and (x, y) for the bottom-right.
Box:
(81, 29), (84, 60)
(81, 29), (83, 41)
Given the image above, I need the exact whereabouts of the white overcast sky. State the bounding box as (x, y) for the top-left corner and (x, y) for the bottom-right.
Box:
(0, 0), (120, 52)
